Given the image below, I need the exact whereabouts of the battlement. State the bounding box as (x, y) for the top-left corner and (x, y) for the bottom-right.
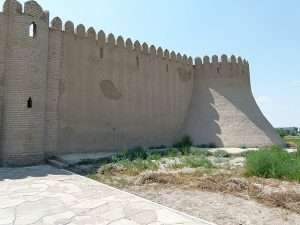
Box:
(49, 17), (195, 65)
(49, 18), (249, 69)
(195, 55), (249, 67)
(2, 0), (49, 23)
(194, 54), (250, 80)
(0, 0), (249, 68)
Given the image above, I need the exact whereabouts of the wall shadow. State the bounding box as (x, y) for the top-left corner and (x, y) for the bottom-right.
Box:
(213, 85), (283, 145)
(181, 77), (223, 147)
(0, 165), (72, 181)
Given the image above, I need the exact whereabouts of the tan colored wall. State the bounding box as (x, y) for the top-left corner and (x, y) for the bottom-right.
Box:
(45, 23), (194, 155)
(0, 0), (283, 166)
(0, 13), (5, 163)
(1, 0), (49, 166)
(182, 56), (283, 147)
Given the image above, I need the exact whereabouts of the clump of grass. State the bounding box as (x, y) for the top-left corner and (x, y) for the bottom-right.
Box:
(166, 148), (181, 157)
(169, 156), (214, 169)
(170, 161), (186, 169)
(183, 156), (214, 168)
(100, 159), (159, 176)
(112, 147), (148, 162)
(120, 159), (159, 176)
(240, 150), (254, 157)
(173, 136), (193, 155)
(213, 150), (231, 158)
(208, 142), (217, 148)
(245, 145), (300, 181)
(190, 148), (212, 157)
(147, 152), (162, 160)
(240, 145), (247, 149)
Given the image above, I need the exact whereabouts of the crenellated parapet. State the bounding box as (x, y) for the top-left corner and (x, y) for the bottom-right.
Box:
(3, 0), (49, 23)
(194, 54), (250, 79)
(46, 16), (195, 65)
(194, 55), (249, 68)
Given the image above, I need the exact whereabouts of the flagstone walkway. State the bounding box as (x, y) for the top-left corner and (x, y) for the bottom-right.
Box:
(0, 165), (214, 225)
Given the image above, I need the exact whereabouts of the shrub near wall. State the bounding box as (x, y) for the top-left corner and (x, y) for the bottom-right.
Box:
(245, 146), (300, 181)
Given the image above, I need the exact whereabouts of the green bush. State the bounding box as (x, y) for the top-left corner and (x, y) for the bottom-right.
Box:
(208, 143), (217, 148)
(112, 147), (148, 162)
(245, 146), (300, 181)
(183, 156), (214, 168)
(240, 145), (247, 149)
(147, 152), (162, 160)
(166, 148), (181, 157)
(173, 136), (193, 155)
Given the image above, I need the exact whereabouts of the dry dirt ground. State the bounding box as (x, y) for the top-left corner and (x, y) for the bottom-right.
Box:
(124, 175), (300, 225)
(68, 152), (300, 225)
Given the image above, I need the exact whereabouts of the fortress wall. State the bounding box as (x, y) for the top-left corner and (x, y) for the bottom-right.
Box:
(0, 1), (283, 165)
(45, 18), (63, 155)
(0, 13), (5, 163)
(45, 22), (194, 155)
(1, 1), (49, 166)
(182, 56), (283, 147)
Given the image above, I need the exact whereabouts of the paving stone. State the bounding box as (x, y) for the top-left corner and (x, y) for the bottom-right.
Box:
(0, 165), (214, 225)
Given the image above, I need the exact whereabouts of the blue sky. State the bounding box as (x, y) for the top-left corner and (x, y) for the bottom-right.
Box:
(1, 0), (299, 127)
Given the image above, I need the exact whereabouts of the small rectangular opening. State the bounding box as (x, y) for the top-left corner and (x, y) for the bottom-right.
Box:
(27, 97), (32, 108)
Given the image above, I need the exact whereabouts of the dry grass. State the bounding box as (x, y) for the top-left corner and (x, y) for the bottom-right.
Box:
(79, 146), (300, 215)
(134, 170), (300, 214)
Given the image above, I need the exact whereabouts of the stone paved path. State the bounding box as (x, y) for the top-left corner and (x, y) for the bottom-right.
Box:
(0, 165), (214, 225)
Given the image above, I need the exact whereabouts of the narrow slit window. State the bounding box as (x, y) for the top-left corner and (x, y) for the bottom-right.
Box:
(27, 97), (32, 108)
(29, 22), (37, 38)
(166, 64), (169, 72)
(100, 47), (104, 59)
(217, 67), (220, 74)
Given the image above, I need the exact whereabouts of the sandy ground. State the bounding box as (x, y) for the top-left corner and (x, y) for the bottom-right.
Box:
(125, 185), (300, 225)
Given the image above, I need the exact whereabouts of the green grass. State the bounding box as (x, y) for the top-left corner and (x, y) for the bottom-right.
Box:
(169, 155), (214, 169)
(213, 150), (231, 158)
(112, 147), (148, 162)
(284, 136), (300, 147)
(245, 145), (300, 181)
(182, 156), (214, 168)
(82, 136), (217, 177)
(100, 159), (160, 176)
(120, 159), (159, 175)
